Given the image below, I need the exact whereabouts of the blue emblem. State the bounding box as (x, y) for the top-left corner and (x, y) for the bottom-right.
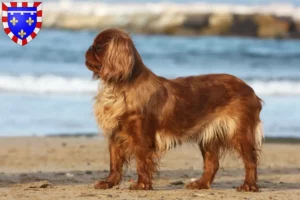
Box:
(2, 2), (42, 46)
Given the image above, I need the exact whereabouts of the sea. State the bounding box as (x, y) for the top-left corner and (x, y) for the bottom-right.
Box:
(0, 1), (300, 138)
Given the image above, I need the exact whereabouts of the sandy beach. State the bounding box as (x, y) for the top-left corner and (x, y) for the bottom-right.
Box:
(0, 136), (299, 200)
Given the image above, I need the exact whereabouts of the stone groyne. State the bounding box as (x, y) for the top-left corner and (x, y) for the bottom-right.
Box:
(2, 2), (300, 39)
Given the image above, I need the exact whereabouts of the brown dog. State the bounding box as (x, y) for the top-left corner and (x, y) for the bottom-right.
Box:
(85, 28), (264, 192)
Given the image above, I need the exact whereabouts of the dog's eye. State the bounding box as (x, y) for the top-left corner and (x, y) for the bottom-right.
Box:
(95, 44), (102, 51)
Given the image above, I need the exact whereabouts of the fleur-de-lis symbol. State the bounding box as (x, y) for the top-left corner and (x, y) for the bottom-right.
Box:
(26, 17), (34, 26)
(10, 17), (18, 26)
(18, 29), (26, 38)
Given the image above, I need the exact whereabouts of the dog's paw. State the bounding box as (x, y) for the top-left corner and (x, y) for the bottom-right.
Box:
(129, 182), (153, 190)
(236, 183), (259, 192)
(94, 181), (114, 189)
(185, 181), (210, 190)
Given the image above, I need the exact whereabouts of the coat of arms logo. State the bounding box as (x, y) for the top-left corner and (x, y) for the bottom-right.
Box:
(2, 2), (42, 46)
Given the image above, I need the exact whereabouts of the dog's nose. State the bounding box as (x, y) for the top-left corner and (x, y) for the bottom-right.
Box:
(89, 46), (94, 51)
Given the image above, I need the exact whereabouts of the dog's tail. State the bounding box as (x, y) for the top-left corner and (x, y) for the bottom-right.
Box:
(254, 121), (264, 151)
(253, 96), (264, 163)
(254, 96), (264, 151)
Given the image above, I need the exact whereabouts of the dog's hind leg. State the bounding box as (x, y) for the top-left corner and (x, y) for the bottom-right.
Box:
(234, 125), (261, 192)
(185, 143), (220, 190)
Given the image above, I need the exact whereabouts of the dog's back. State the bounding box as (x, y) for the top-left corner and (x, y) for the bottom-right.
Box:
(154, 73), (263, 153)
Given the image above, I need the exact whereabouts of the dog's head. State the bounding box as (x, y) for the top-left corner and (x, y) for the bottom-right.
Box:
(85, 28), (136, 82)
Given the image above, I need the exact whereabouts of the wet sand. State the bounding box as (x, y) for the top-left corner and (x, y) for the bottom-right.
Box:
(0, 136), (300, 200)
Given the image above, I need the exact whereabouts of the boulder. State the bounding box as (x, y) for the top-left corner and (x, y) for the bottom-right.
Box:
(230, 15), (258, 37)
(290, 21), (300, 38)
(55, 14), (103, 30)
(200, 13), (234, 35)
(182, 14), (209, 30)
(254, 15), (290, 38)
(127, 13), (160, 33)
(42, 12), (61, 28)
(279, 17), (300, 38)
(296, 21), (300, 31)
(146, 12), (185, 34)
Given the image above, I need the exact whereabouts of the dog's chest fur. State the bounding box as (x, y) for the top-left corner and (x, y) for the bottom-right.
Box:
(93, 85), (127, 137)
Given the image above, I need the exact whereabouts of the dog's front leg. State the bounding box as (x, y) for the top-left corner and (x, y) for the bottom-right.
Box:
(129, 143), (157, 190)
(94, 137), (126, 189)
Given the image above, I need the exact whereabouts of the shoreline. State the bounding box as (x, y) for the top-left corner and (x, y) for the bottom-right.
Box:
(2, 134), (300, 144)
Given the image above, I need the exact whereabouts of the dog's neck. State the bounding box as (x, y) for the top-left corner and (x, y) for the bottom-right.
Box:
(101, 58), (161, 91)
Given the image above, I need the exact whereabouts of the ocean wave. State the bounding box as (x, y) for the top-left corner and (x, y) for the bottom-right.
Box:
(0, 75), (299, 96)
(0, 75), (98, 95)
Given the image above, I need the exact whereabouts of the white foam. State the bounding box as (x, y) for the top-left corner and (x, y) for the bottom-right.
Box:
(0, 75), (300, 96)
(0, 75), (98, 95)
(250, 80), (300, 96)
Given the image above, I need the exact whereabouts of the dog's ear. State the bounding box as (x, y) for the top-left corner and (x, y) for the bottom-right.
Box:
(101, 36), (135, 82)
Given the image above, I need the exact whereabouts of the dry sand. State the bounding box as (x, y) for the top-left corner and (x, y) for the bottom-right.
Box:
(0, 136), (300, 200)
